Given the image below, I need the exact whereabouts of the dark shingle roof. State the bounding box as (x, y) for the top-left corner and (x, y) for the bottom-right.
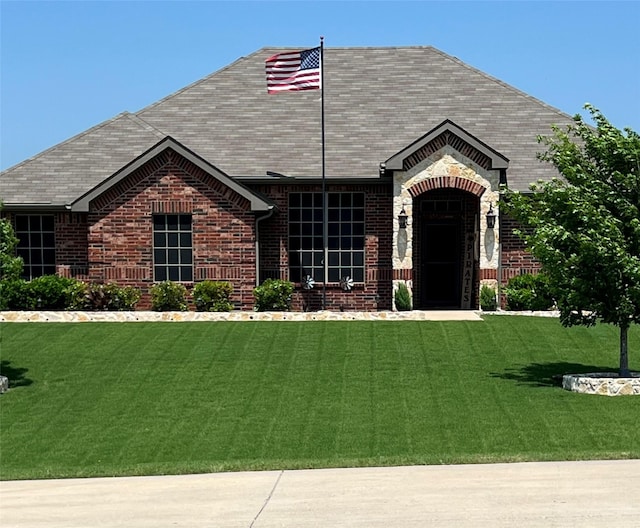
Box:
(1, 46), (573, 206)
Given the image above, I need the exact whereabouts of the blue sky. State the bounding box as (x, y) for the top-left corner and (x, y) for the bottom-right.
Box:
(1, 0), (639, 170)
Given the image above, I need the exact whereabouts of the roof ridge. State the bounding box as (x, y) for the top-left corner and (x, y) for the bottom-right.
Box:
(0, 112), (147, 175)
(125, 113), (167, 139)
(429, 47), (574, 124)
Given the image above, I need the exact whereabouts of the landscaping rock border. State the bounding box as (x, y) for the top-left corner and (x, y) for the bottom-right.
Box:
(562, 372), (640, 396)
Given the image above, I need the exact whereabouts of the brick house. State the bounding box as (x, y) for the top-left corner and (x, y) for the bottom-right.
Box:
(0, 46), (567, 311)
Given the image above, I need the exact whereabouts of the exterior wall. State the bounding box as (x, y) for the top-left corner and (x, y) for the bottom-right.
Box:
(251, 182), (393, 311)
(86, 149), (257, 309)
(499, 212), (543, 300)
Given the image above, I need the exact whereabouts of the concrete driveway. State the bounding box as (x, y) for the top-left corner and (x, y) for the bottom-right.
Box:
(1, 460), (639, 527)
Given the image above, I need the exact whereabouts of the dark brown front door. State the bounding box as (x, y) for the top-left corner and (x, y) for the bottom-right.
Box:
(421, 220), (461, 308)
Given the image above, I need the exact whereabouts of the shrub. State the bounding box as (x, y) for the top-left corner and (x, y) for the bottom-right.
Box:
(504, 273), (554, 311)
(0, 216), (23, 281)
(27, 275), (83, 310)
(480, 284), (498, 311)
(83, 283), (141, 311)
(253, 279), (294, 311)
(0, 279), (30, 310)
(394, 282), (412, 311)
(150, 281), (188, 311)
(193, 281), (234, 312)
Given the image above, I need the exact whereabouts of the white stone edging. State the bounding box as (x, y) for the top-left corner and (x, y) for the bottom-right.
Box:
(0, 310), (484, 323)
(563, 372), (640, 396)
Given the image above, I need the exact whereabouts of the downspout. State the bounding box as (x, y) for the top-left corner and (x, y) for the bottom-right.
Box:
(255, 206), (276, 286)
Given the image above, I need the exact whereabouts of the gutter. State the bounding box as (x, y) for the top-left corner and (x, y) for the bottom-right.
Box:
(254, 206), (276, 286)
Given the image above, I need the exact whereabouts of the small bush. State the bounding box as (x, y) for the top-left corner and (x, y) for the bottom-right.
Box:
(84, 283), (141, 311)
(27, 275), (83, 310)
(394, 282), (412, 311)
(253, 279), (294, 311)
(480, 284), (498, 311)
(150, 281), (188, 311)
(0, 279), (30, 310)
(193, 281), (234, 312)
(504, 273), (554, 311)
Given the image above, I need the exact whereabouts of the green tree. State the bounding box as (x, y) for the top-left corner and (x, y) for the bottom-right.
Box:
(0, 206), (24, 280)
(504, 105), (640, 376)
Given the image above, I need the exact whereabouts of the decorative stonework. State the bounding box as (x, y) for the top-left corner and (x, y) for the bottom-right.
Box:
(563, 372), (640, 396)
(392, 148), (500, 305)
(0, 310), (483, 323)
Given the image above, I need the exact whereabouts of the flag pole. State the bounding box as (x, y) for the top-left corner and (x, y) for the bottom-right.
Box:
(320, 36), (327, 310)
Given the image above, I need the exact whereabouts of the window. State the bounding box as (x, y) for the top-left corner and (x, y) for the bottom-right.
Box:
(15, 215), (56, 279)
(153, 214), (193, 282)
(289, 192), (365, 283)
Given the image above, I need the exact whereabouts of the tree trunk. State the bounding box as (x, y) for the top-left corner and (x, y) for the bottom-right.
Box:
(619, 324), (630, 377)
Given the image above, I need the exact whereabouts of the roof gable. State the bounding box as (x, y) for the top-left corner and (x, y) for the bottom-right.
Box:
(385, 119), (509, 172)
(71, 137), (274, 212)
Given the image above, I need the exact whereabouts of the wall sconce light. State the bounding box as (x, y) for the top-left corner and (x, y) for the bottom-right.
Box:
(398, 206), (408, 229)
(486, 203), (497, 229)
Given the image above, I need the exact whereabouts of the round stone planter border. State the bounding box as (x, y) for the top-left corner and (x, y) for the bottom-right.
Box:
(562, 372), (640, 396)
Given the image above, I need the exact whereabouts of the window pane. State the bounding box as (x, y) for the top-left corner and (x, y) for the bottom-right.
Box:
(301, 194), (312, 207)
(353, 193), (364, 208)
(289, 193), (300, 207)
(167, 215), (179, 231)
(179, 215), (191, 231)
(353, 252), (364, 266)
(328, 194), (339, 207)
(328, 268), (340, 282)
(154, 233), (165, 247)
(180, 266), (193, 282)
(328, 237), (339, 249)
(43, 249), (56, 265)
(168, 267), (179, 281)
(16, 216), (28, 231)
(31, 250), (42, 265)
(43, 265), (56, 275)
(353, 268), (364, 282)
(29, 216), (41, 230)
(154, 249), (166, 264)
(168, 249), (179, 264)
(43, 232), (55, 247)
(302, 253), (312, 266)
(314, 252), (323, 266)
(167, 233), (179, 247)
(353, 209), (365, 222)
(300, 236), (313, 250)
(353, 237), (364, 250)
(154, 216), (165, 230)
(155, 267), (167, 281)
(289, 209), (300, 221)
(41, 216), (55, 231)
(180, 249), (192, 264)
(180, 233), (192, 248)
(30, 233), (41, 247)
(341, 253), (351, 266)
(290, 223), (300, 236)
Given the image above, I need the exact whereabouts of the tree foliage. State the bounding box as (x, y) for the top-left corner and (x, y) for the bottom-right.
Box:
(504, 105), (640, 375)
(0, 207), (24, 281)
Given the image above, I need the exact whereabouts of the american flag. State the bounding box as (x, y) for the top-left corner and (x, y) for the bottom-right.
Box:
(265, 47), (321, 94)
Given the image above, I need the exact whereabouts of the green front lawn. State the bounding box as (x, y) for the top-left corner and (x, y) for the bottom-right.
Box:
(0, 316), (638, 480)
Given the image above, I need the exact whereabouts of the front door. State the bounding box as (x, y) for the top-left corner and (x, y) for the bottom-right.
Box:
(422, 220), (461, 308)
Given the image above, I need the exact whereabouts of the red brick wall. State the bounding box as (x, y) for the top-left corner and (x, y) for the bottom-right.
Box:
(250, 182), (393, 311)
(86, 149), (257, 309)
(499, 214), (542, 282)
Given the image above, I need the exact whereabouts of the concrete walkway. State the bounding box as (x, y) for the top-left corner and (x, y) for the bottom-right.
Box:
(2, 460), (638, 527)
